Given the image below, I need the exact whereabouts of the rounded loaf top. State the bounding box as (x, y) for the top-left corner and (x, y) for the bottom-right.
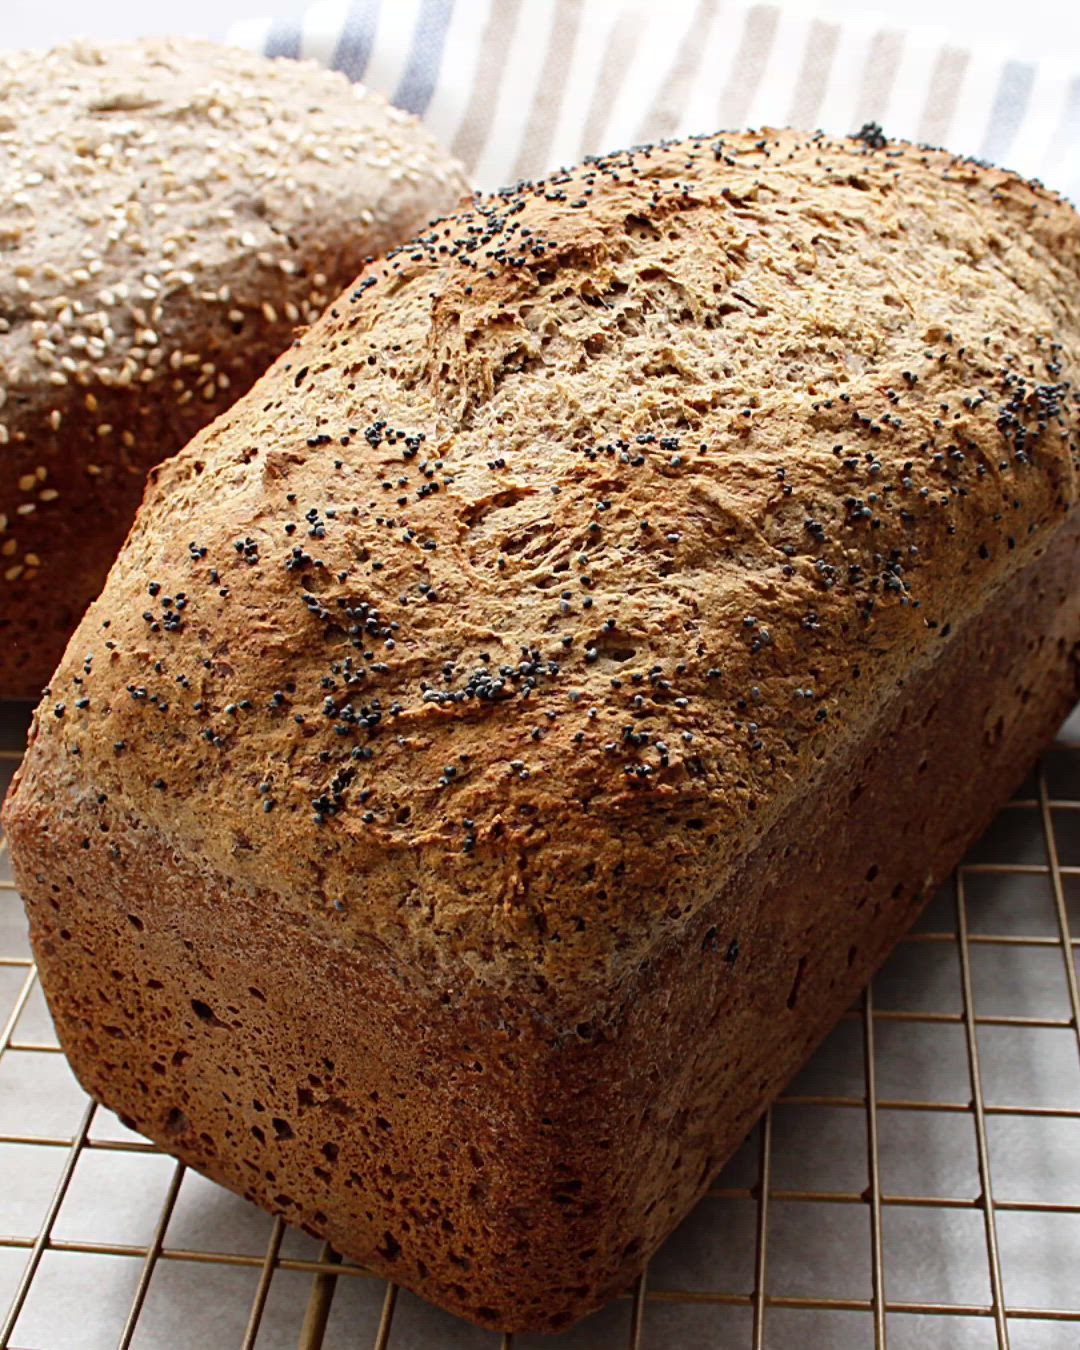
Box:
(0, 36), (468, 406)
(0, 36), (469, 696)
(13, 127), (1080, 999)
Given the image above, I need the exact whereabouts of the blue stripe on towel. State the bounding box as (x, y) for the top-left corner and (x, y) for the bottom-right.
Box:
(265, 18), (302, 60)
(334, 0), (382, 82)
(981, 60), (1035, 166)
(394, 0), (455, 117)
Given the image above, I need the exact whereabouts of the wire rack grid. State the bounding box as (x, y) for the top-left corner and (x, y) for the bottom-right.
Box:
(1, 700), (1078, 1350)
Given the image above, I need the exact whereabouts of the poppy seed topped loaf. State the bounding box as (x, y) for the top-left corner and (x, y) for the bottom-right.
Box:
(0, 36), (467, 697)
(5, 128), (1080, 1332)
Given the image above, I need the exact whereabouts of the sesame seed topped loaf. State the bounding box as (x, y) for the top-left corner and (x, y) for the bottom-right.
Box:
(0, 37), (468, 698)
(5, 129), (1080, 1331)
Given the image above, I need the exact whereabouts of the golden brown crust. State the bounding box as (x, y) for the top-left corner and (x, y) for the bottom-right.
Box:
(6, 124), (1080, 1332)
(8, 501), (1079, 1332)
(10, 127), (1079, 998)
(0, 37), (468, 696)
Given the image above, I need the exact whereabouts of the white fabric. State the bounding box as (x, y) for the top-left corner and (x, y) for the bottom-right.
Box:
(226, 0), (1080, 200)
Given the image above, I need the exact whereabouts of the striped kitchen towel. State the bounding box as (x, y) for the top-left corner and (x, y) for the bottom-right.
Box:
(228, 0), (1080, 200)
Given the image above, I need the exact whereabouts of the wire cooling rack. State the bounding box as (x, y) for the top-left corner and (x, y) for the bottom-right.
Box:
(1, 700), (1078, 1350)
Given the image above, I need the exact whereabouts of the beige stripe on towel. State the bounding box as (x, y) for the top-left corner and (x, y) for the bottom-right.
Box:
(852, 29), (904, 128)
(451, 0), (524, 169)
(514, 0), (586, 181)
(718, 4), (781, 130)
(917, 46), (970, 148)
(635, 0), (718, 144)
(578, 3), (648, 160)
(788, 18), (841, 130)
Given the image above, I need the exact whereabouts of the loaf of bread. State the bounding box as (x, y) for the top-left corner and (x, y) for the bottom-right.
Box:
(5, 127), (1079, 1332)
(0, 37), (467, 697)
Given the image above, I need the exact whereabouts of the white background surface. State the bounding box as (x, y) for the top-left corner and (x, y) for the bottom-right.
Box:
(6, 0), (1080, 64)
